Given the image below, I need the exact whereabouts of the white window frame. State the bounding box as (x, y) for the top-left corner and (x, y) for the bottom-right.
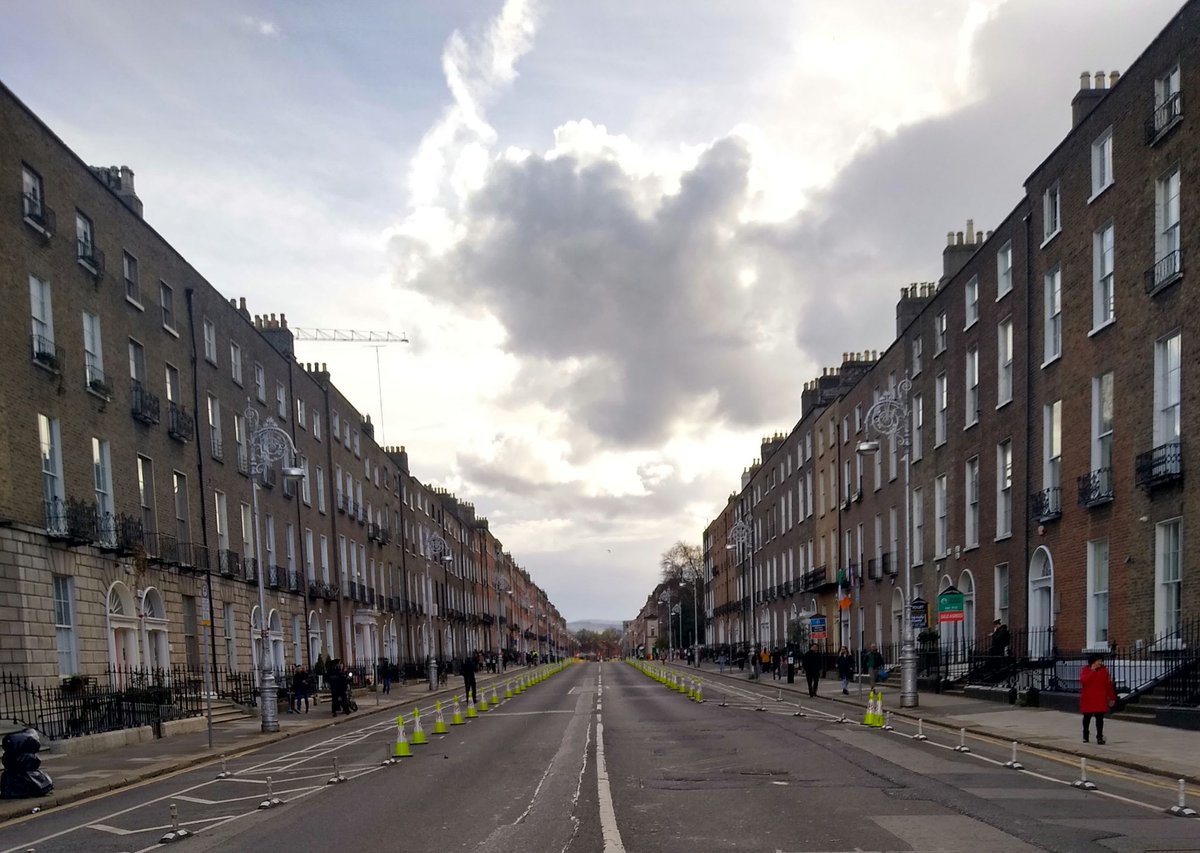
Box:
(1155, 165), (1181, 272)
(83, 311), (104, 390)
(53, 575), (79, 676)
(230, 341), (243, 386)
(994, 564), (1009, 626)
(911, 488), (924, 565)
(203, 319), (217, 364)
(1155, 518), (1183, 637)
(935, 311), (947, 355)
(1153, 332), (1181, 446)
(93, 437), (114, 528)
(1086, 538), (1110, 651)
(934, 372), (947, 446)
(934, 474), (948, 558)
(39, 414), (64, 520)
(964, 276), (979, 329)
(911, 393), (923, 461)
(1092, 372), (1114, 475)
(276, 382), (287, 419)
(29, 275), (55, 355)
(964, 347), (979, 427)
(1089, 127), (1113, 200)
(996, 440), (1012, 539)
(159, 281), (177, 333)
(964, 457), (979, 549)
(912, 336), (923, 376)
(997, 319), (1013, 406)
(316, 466), (326, 513)
(313, 410), (322, 442)
(1044, 401), (1062, 493)
(1042, 182), (1061, 244)
(996, 241), (1013, 300)
(1092, 222), (1115, 331)
(1043, 266), (1062, 364)
(254, 362), (265, 402)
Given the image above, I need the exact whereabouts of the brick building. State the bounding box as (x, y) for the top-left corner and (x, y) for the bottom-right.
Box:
(703, 2), (1198, 676)
(0, 79), (566, 686)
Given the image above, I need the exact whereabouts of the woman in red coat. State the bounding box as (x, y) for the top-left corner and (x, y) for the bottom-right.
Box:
(1079, 653), (1118, 744)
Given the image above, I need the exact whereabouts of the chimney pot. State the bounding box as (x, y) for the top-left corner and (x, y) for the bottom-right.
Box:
(239, 297), (248, 311)
(946, 231), (954, 246)
(966, 218), (974, 238)
(1109, 70), (1120, 87)
(956, 231), (964, 245)
(1080, 72), (1091, 90)
(976, 231), (983, 243)
(1094, 71), (1105, 89)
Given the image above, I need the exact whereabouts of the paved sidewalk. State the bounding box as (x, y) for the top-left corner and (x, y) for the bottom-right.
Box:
(660, 660), (1200, 784)
(0, 666), (541, 824)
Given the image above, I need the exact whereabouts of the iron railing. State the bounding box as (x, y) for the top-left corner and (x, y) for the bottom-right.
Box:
(76, 238), (105, 277)
(1029, 487), (1062, 521)
(1145, 91), (1183, 143)
(1145, 248), (1183, 294)
(85, 365), (113, 399)
(1136, 441), (1182, 488)
(20, 192), (56, 237)
(130, 380), (161, 425)
(1077, 467), (1114, 507)
(168, 402), (194, 442)
(31, 334), (62, 373)
(218, 549), (240, 577)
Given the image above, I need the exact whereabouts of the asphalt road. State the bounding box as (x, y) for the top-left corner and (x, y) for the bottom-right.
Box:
(0, 662), (1196, 853)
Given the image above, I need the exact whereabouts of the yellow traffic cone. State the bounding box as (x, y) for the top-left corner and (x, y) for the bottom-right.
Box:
(466, 696), (478, 719)
(451, 697), (465, 725)
(411, 709), (428, 744)
(393, 713), (412, 758)
(433, 701), (448, 734)
(505, 681), (513, 700)
(863, 691), (875, 726)
(490, 685), (500, 709)
(870, 690), (884, 728)
(695, 680), (704, 703)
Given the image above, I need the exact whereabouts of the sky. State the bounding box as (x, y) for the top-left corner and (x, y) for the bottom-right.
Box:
(1, 0), (1181, 624)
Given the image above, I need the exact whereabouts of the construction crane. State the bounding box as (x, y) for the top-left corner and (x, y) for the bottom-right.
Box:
(290, 328), (410, 445)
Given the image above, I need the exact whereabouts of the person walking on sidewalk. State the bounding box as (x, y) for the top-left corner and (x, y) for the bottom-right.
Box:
(290, 666), (311, 713)
(836, 646), (854, 695)
(1080, 653), (1118, 744)
(328, 660), (352, 717)
(462, 651), (479, 704)
(801, 643), (821, 698)
(864, 644), (884, 688)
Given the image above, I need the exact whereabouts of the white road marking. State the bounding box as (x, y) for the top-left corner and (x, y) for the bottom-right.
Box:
(89, 815), (233, 835)
(595, 672), (626, 853)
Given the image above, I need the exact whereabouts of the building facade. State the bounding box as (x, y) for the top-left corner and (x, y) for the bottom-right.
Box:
(0, 80), (566, 686)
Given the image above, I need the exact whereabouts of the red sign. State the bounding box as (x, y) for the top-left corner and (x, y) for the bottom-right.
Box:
(938, 610), (965, 623)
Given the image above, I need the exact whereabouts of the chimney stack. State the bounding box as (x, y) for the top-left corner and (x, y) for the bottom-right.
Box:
(1072, 69), (1117, 127)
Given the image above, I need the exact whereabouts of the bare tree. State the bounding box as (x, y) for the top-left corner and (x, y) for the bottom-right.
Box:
(659, 541), (705, 661)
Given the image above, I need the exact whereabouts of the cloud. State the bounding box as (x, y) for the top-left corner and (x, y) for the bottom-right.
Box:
(240, 16), (280, 37)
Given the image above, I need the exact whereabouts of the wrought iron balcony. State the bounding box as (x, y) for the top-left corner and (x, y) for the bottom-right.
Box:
(130, 380), (161, 425)
(176, 543), (209, 571)
(349, 583), (360, 602)
(307, 581), (322, 599)
(287, 570), (301, 593)
(146, 533), (181, 565)
(882, 552), (897, 576)
(20, 192), (56, 239)
(267, 565), (281, 589)
(85, 365), (113, 400)
(1029, 487), (1062, 521)
(218, 549), (240, 577)
(803, 566), (828, 591)
(31, 334), (62, 374)
(236, 445), (249, 474)
(1145, 91), (1183, 144)
(243, 557), (258, 584)
(211, 433), (224, 462)
(368, 522), (382, 542)
(1145, 249), (1183, 295)
(1135, 441), (1183, 489)
(76, 239), (104, 278)
(43, 497), (96, 544)
(323, 583), (339, 601)
(168, 402), (194, 442)
(1077, 467), (1114, 507)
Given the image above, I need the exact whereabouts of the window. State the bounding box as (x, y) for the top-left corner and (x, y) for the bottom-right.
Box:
(159, 282), (176, 332)
(203, 319), (217, 364)
(1153, 63), (1182, 138)
(964, 457), (979, 548)
(128, 341), (148, 389)
(335, 464), (344, 507)
(935, 311), (947, 354)
(123, 251), (141, 304)
(21, 165), (44, 220)
(996, 241), (1013, 299)
(82, 311), (104, 389)
(265, 514), (276, 569)
(1042, 182), (1061, 242)
(313, 410), (322, 441)
(214, 491), (229, 551)
(1044, 266), (1062, 363)
(332, 410), (341, 442)
(997, 319), (1013, 405)
(1154, 332), (1181, 446)
(286, 523), (296, 574)
(29, 275), (55, 358)
(1092, 372), (1114, 477)
(965, 347), (979, 427)
(353, 431), (360, 456)
(254, 362), (265, 402)
(276, 382), (287, 419)
(222, 602), (236, 671)
(234, 412), (247, 473)
(301, 456), (312, 505)
(1090, 128), (1113, 198)
(240, 503), (253, 560)
(911, 336), (923, 376)
(934, 372), (947, 445)
(964, 276), (979, 328)
(911, 393), (923, 461)
(1087, 538), (1110, 649)
(230, 342), (243, 386)
(1093, 223), (1115, 329)
(1155, 519), (1182, 635)
(173, 472), (190, 544)
(208, 394), (223, 460)
(305, 529), (316, 580)
(53, 576), (78, 677)
(39, 414), (63, 526)
(316, 467), (326, 513)
(934, 474), (948, 557)
(1153, 166), (1181, 286)
(93, 438), (114, 530)
(1044, 401), (1062, 493)
(994, 564), (1009, 627)
(137, 455), (157, 540)
(911, 488), (924, 564)
(320, 534), (330, 583)
(165, 363), (181, 403)
(297, 398), (306, 428)
(996, 440), (1012, 538)
(75, 211), (96, 264)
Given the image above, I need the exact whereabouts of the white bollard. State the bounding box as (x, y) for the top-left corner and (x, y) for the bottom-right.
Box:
(159, 802), (192, 843)
(793, 700), (805, 717)
(1072, 757), (1097, 790)
(953, 727), (971, 753)
(1166, 778), (1198, 817)
(327, 755), (347, 785)
(1004, 741), (1024, 770)
(913, 718), (928, 741)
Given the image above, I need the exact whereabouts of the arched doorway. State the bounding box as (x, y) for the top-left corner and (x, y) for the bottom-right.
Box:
(140, 587), (170, 671)
(267, 609), (285, 674)
(891, 588), (904, 645)
(107, 582), (140, 675)
(308, 611), (322, 666)
(1029, 547), (1055, 659)
(958, 570), (976, 648)
(250, 606), (263, 677)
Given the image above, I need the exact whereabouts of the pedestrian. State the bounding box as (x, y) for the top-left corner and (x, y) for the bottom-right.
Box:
(801, 643), (821, 698)
(290, 666), (310, 713)
(462, 651), (479, 704)
(718, 652), (727, 674)
(836, 646), (854, 695)
(1080, 653), (1118, 744)
(864, 643), (884, 688)
(378, 657), (392, 694)
(328, 660), (351, 717)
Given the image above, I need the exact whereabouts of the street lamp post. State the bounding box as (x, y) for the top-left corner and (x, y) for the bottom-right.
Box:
(245, 405), (306, 733)
(426, 533), (453, 689)
(726, 519), (758, 678)
(858, 377), (919, 708)
(658, 590), (677, 657)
